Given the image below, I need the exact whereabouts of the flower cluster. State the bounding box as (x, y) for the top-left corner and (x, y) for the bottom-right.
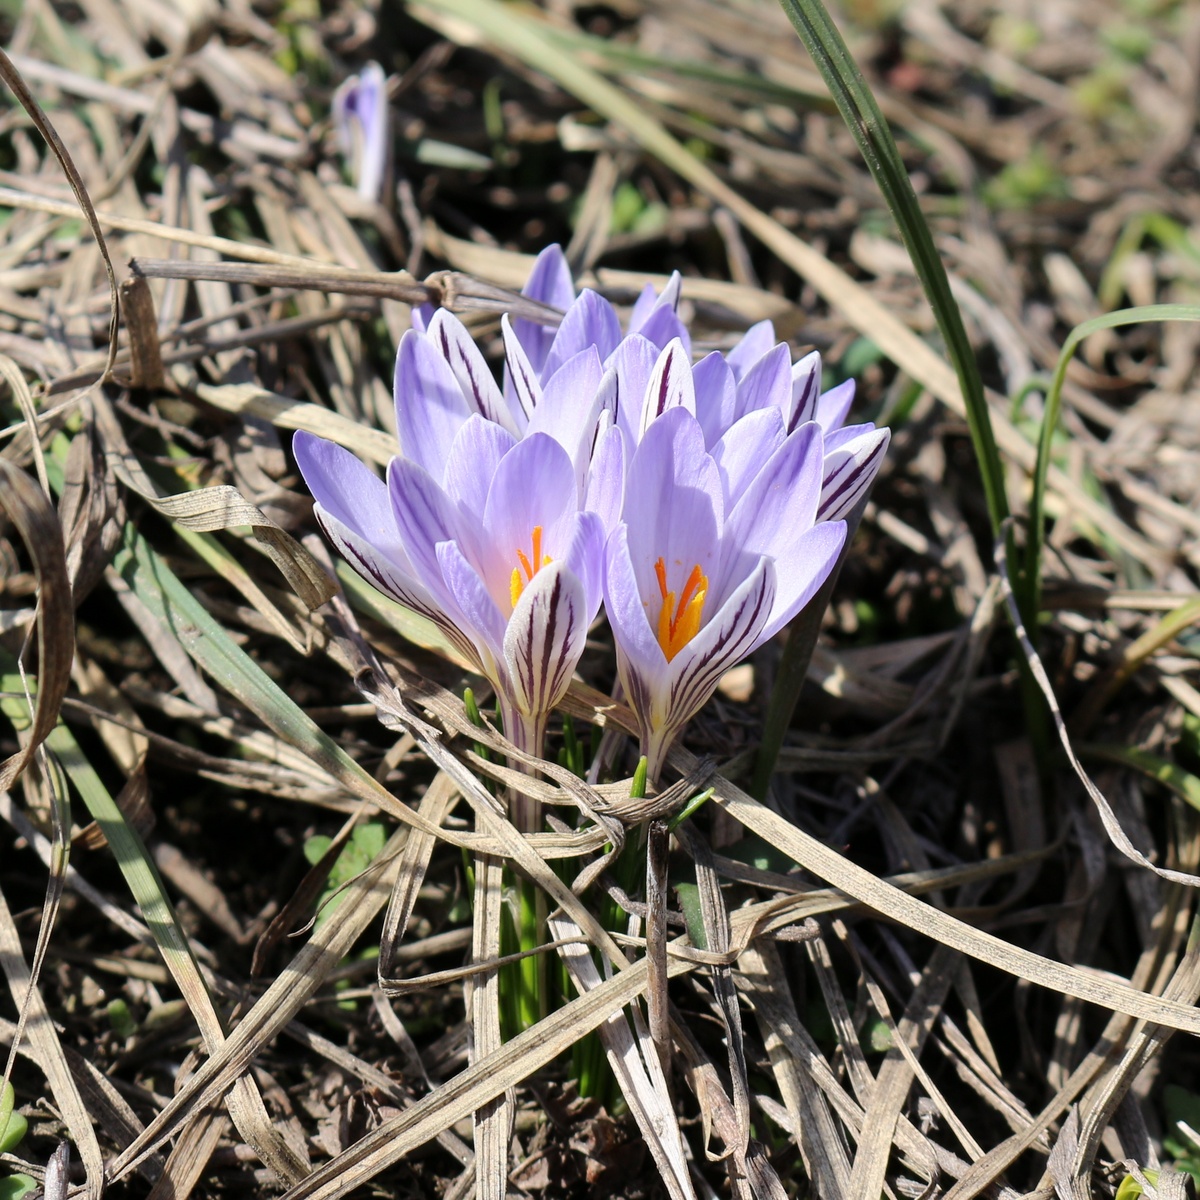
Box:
(296, 246), (889, 787)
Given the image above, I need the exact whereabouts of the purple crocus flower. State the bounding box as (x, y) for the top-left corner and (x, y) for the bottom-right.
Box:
(294, 424), (606, 823)
(603, 407), (847, 781)
(332, 61), (389, 202)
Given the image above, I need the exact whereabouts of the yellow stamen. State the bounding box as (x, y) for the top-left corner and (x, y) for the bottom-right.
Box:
(654, 557), (708, 661)
(509, 525), (552, 608)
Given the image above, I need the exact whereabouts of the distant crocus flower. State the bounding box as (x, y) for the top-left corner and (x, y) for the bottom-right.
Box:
(332, 61), (389, 202)
(603, 407), (847, 780)
(295, 424), (605, 823)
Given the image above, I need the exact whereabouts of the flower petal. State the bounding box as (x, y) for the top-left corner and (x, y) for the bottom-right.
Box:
(721, 419), (824, 592)
(503, 561), (589, 718)
(604, 522), (668, 718)
(637, 339), (696, 441)
(734, 342), (791, 425)
(725, 319), (776, 381)
(710, 407), (786, 510)
(501, 313), (541, 431)
(758, 520), (846, 641)
(788, 350), (822, 430)
(393, 329), (471, 480)
(542, 289), (621, 381)
(436, 538), (507, 666)
(599, 334), (658, 448)
(816, 379), (856, 433)
(692, 351), (738, 449)
(584, 421), (626, 535)
(624, 408), (722, 607)
(442, 414), (516, 518)
(629, 271), (682, 333)
(634, 304), (691, 358)
(513, 244), (576, 375)
(662, 556), (776, 753)
(818, 426), (890, 522)
(425, 309), (518, 433)
(527, 345), (605, 471)
(387, 455), (462, 604)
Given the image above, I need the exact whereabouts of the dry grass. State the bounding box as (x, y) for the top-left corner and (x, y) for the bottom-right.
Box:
(3, 0), (1200, 1197)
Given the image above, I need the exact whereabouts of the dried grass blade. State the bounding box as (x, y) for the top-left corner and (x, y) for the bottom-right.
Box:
(0, 462), (73, 794)
(43, 716), (309, 1182)
(0, 875), (105, 1200)
(271, 954), (696, 1200)
(0, 49), (119, 378)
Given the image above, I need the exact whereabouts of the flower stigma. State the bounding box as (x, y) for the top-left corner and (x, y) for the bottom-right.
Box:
(510, 525), (552, 608)
(654, 557), (708, 661)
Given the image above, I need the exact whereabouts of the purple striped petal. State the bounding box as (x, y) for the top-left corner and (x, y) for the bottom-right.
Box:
(394, 329), (471, 479)
(542, 290), (621, 381)
(503, 561), (589, 718)
(425, 309), (518, 433)
(527, 345), (604, 478)
(387, 456), (462, 606)
(818, 426), (890, 522)
(637, 339), (695, 440)
(599, 334), (658, 447)
(436, 539), (508, 664)
(501, 313), (541, 431)
(789, 351), (822, 430)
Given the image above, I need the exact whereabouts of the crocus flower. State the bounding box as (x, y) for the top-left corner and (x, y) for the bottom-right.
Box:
(603, 407), (848, 780)
(294, 422), (606, 825)
(332, 61), (389, 202)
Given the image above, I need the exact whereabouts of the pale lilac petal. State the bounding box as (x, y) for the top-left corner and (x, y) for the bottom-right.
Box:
(584, 422), (626, 535)
(818, 426), (890, 522)
(354, 62), (389, 202)
(604, 523), (668, 705)
(721, 421), (824, 590)
(442, 414), (516, 519)
(789, 351), (822, 430)
(816, 379), (856, 432)
(726, 319), (776, 381)
(394, 330), (471, 479)
(629, 272), (682, 333)
(734, 343), (791, 423)
(635, 304), (691, 358)
(824, 421), (875, 453)
(759, 521), (846, 640)
(293, 432), (400, 559)
(542, 290), (621, 381)
(624, 408), (722, 607)
(627, 282), (659, 333)
(514, 245), (575, 375)
(526, 346), (604, 473)
(662, 557), (776, 748)
(436, 539), (507, 663)
(411, 303), (435, 333)
(637, 339), (696, 441)
(425, 309), (518, 433)
(387, 456), (462, 603)
(599, 335), (658, 447)
(710, 407), (786, 510)
(503, 561), (589, 718)
(482, 434), (578, 604)
(501, 314), (541, 431)
(692, 351), (738, 449)
(555, 509), (606, 617)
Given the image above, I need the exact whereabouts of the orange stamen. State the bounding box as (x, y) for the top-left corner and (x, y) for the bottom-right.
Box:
(653, 556), (708, 661)
(510, 526), (551, 609)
